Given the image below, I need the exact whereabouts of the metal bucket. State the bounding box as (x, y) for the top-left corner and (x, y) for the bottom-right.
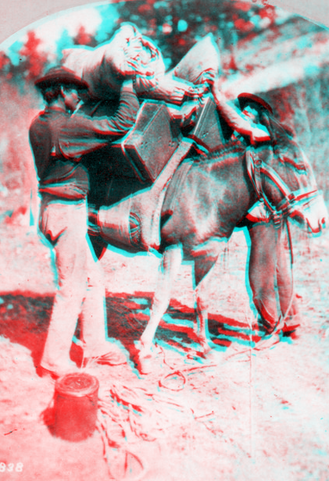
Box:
(54, 373), (99, 442)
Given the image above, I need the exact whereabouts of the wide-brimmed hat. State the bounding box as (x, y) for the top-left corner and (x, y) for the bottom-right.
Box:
(238, 92), (273, 115)
(35, 66), (89, 90)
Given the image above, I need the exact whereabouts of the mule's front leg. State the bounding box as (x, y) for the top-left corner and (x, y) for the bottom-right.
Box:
(195, 291), (215, 355)
(139, 244), (183, 354)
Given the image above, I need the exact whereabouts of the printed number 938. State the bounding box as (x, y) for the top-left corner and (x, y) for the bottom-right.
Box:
(0, 463), (23, 472)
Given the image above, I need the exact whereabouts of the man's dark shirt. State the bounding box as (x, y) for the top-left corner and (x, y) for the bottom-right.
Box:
(29, 86), (139, 200)
(29, 106), (89, 199)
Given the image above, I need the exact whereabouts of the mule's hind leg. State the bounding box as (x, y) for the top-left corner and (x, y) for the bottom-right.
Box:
(194, 251), (220, 355)
(139, 244), (183, 354)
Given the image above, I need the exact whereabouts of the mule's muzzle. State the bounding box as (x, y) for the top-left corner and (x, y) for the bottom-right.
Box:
(306, 214), (327, 234)
(296, 193), (329, 234)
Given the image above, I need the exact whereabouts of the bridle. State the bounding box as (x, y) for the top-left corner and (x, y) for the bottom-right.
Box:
(245, 145), (320, 331)
(245, 147), (320, 224)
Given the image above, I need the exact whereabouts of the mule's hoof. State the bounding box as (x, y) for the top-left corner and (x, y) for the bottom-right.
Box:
(134, 342), (161, 375)
(135, 353), (155, 375)
(199, 340), (218, 356)
(254, 333), (281, 351)
(257, 316), (284, 337)
(282, 322), (300, 337)
(203, 348), (224, 363)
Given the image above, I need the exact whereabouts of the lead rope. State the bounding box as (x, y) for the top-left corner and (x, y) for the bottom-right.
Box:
(158, 345), (217, 390)
(96, 352), (216, 481)
(279, 219), (295, 329)
(268, 219), (295, 337)
(96, 415), (147, 481)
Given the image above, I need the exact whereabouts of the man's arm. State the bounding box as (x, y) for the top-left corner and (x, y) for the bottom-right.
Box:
(59, 80), (139, 159)
(211, 83), (270, 144)
(29, 115), (52, 180)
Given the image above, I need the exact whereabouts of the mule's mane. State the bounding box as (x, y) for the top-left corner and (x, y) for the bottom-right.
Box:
(276, 141), (307, 172)
(190, 134), (306, 173)
(259, 113), (306, 172)
(190, 139), (247, 165)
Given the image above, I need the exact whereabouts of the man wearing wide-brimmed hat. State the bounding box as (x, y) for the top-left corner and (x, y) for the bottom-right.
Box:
(237, 91), (299, 339)
(209, 82), (298, 337)
(30, 66), (139, 378)
(237, 92), (273, 117)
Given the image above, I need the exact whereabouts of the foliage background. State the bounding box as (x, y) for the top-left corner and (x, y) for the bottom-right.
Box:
(0, 0), (327, 227)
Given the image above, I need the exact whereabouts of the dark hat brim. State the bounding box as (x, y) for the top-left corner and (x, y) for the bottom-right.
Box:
(35, 67), (89, 90)
(237, 92), (273, 115)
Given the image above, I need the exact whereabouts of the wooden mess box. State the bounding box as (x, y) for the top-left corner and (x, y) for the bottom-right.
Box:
(187, 96), (233, 153)
(109, 97), (233, 183)
(110, 101), (182, 183)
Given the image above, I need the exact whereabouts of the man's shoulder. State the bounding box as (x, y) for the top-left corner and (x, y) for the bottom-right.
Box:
(29, 111), (46, 137)
(30, 108), (69, 132)
(29, 108), (54, 128)
(30, 109), (45, 125)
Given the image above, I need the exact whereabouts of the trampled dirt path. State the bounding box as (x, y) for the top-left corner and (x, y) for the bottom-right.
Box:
(0, 222), (328, 481)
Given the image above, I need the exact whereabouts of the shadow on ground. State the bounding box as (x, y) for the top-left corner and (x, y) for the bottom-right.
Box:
(0, 292), (262, 370)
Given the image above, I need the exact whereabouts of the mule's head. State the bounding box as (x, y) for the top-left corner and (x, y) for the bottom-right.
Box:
(283, 149), (328, 234)
(257, 139), (328, 234)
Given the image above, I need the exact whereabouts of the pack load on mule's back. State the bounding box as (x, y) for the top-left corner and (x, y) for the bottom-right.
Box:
(61, 25), (223, 185)
(63, 28), (230, 252)
(107, 31), (226, 185)
(110, 95), (233, 184)
(94, 94), (234, 254)
(62, 23), (220, 103)
(62, 23), (166, 100)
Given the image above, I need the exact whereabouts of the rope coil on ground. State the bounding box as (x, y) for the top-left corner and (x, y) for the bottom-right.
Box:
(96, 414), (147, 481)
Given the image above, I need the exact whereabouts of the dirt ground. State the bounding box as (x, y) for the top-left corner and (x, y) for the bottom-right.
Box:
(0, 220), (329, 481)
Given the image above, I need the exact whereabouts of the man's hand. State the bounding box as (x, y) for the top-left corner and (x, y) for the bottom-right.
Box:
(186, 84), (209, 103)
(250, 126), (271, 145)
(211, 79), (271, 144)
(167, 101), (199, 128)
(211, 79), (221, 100)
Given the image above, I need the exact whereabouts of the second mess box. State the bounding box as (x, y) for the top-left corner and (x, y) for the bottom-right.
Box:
(110, 101), (182, 183)
(109, 96), (233, 183)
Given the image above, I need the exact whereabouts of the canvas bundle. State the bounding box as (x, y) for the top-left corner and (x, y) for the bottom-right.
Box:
(62, 23), (165, 99)
(62, 24), (221, 104)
